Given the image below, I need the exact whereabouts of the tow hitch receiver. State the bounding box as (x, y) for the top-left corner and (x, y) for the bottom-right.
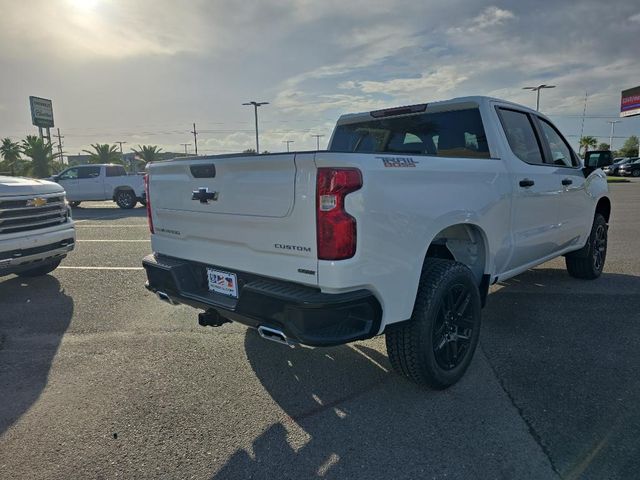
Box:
(198, 310), (231, 327)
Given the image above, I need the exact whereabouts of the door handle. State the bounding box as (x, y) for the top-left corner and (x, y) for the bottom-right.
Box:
(562, 178), (573, 186)
(519, 179), (535, 188)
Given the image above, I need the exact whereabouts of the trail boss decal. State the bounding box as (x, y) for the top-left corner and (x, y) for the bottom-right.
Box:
(377, 156), (419, 168)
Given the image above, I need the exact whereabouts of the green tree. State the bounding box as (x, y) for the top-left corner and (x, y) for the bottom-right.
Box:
(21, 135), (59, 178)
(597, 142), (610, 151)
(132, 145), (163, 164)
(0, 138), (22, 176)
(619, 135), (639, 157)
(579, 136), (598, 156)
(83, 143), (122, 164)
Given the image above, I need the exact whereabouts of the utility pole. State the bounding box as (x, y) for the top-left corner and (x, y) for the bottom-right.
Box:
(242, 101), (269, 153)
(180, 143), (190, 156)
(283, 140), (294, 152)
(191, 123), (198, 155)
(607, 121), (621, 151)
(312, 134), (325, 150)
(54, 128), (64, 165)
(114, 140), (127, 170)
(523, 84), (556, 111)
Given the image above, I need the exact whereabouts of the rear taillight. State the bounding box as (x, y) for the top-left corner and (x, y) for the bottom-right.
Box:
(316, 168), (362, 260)
(144, 174), (154, 234)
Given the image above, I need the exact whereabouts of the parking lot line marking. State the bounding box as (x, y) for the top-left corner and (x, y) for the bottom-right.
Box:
(77, 240), (150, 242)
(59, 266), (145, 270)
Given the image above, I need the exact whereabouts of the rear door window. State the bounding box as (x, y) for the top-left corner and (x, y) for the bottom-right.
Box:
(497, 108), (544, 165)
(106, 165), (127, 177)
(329, 108), (490, 159)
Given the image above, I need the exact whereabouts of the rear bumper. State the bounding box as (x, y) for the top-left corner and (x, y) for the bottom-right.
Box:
(142, 253), (382, 347)
(0, 223), (75, 276)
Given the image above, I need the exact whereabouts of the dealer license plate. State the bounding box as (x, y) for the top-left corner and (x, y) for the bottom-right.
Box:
(206, 268), (238, 298)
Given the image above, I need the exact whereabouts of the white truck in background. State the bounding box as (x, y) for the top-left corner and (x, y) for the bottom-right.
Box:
(0, 176), (75, 277)
(142, 96), (610, 388)
(52, 164), (145, 209)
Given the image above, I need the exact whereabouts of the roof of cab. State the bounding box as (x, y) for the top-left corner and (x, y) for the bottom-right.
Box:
(334, 96), (539, 126)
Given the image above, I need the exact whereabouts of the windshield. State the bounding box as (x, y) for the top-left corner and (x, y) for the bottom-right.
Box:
(329, 108), (490, 159)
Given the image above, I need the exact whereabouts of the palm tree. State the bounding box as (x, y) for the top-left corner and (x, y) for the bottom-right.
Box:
(579, 136), (597, 156)
(132, 145), (163, 164)
(83, 143), (122, 164)
(0, 138), (22, 176)
(21, 135), (59, 178)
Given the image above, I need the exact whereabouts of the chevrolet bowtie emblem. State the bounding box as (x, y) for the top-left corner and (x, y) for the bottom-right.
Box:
(27, 197), (47, 207)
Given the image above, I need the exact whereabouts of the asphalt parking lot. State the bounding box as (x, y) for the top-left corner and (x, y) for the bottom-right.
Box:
(1, 184), (639, 480)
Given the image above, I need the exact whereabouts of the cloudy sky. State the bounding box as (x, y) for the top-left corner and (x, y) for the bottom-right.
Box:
(1, 0), (639, 156)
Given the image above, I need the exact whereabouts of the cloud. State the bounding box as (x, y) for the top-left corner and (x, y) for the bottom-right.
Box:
(342, 67), (469, 98)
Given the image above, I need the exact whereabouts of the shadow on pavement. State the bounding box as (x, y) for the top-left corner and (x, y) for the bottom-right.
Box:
(481, 268), (640, 480)
(71, 205), (147, 222)
(212, 328), (554, 479)
(0, 274), (74, 436)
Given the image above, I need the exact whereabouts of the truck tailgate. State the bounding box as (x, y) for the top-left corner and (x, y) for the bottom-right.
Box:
(147, 153), (318, 286)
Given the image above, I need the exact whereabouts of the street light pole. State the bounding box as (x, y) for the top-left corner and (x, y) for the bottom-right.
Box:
(180, 143), (190, 156)
(607, 121), (620, 150)
(242, 101), (269, 153)
(312, 134), (325, 150)
(522, 84), (556, 111)
(283, 140), (294, 152)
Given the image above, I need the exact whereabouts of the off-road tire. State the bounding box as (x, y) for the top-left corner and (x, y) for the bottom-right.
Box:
(385, 259), (482, 389)
(16, 259), (62, 277)
(565, 213), (607, 279)
(115, 190), (137, 209)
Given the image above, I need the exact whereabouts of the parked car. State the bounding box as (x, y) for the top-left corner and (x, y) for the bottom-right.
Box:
(603, 158), (633, 176)
(618, 158), (640, 177)
(1, 176), (75, 277)
(142, 96), (610, 388)
(52, 164), (145, 209)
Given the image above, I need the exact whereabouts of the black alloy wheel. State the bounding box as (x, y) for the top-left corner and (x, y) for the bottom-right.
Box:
(432, 283), (475, 370)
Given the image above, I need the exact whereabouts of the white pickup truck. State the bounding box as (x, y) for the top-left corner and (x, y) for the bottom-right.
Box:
(1, 176), (75, 277)
(53, 164), (145, 209)
(142, 96), (610, 388)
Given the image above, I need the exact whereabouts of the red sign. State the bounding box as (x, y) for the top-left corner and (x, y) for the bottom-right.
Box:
(621, 86), (640, 118)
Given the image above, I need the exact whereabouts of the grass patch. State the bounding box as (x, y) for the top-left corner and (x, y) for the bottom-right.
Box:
(607, 176), (630, 183)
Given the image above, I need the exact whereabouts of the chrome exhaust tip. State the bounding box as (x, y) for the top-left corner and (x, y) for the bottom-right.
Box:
(157, 291), (178, 305)
(257, 326), (293, 347)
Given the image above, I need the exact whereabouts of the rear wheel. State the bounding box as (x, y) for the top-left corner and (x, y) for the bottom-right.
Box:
(633, 170), (640, 177)
(385, 259), (482, 389)
(565, 213), (607, 279)
(115, 190), (137, 209)
(16, 259), (62, 277)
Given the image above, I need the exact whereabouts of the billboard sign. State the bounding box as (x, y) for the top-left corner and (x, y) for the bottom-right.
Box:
(620, 86), (640, 118)
(29, 96), (54, 128)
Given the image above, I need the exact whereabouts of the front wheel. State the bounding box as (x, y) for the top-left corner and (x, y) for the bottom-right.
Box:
(16, 259), (62, 277)
(385, 259), (482, 389)
(632, 170), (640, 177)
(69, 201), (81, 208)
(115, 190), (137, 209)
(565, 213), (607, 279)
